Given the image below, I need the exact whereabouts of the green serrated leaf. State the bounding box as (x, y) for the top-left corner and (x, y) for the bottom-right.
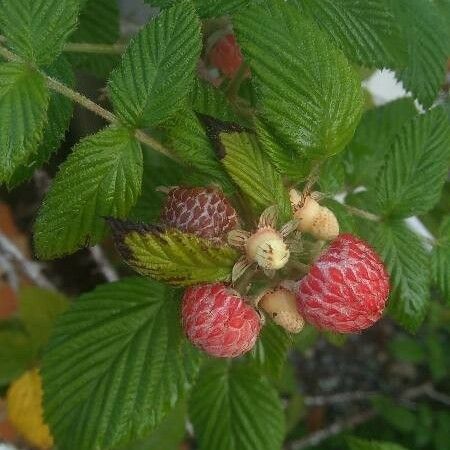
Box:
(8, 55), (75, 187)
(0, 0), (79, 66)
(431, 215), (450, 303)
(348, 436), (410, 450)
(376, 108), (450, 219)
(109, 1), (202, 127)
(42, 277), (199, 450)
(343, 98), (417, 188)
(165, 109), (235, 191)
(255, 118), (312, 180)
(190, 360), (285, 450)
(234, 0), (363, 161)
(0, 322), (34, 386)
(0, 63), (49, 183)
(130, 150), (185, 223)
(190, 78), (241, 124)
(293, 0), (406, 69)
(319, 155), (346, 195)
(144, 0), (249, 17)
(372, 221), (430, 331)
(250, 320), (291, 379)
(433, 0), (450, 54)
(19, 287), (69, 353)
(123, 401), (187, 450)
(392, 0), (448, 108)
(68, 0), (120, 78)
(221, 132), (291, 222)
(109, 220), (239, 286)
(34, 126), (143, 259)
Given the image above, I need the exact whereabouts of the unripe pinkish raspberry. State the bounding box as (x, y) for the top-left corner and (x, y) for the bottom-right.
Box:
(209, 34), (244, 78)
(290, 189), (339, 241)
(258, 288), (305, 333)
(161, 186), (238, 241)
(182, 283), (261, 358)
(297, 234), (390, 333)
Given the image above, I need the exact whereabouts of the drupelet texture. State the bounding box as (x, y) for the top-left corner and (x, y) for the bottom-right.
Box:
(182, 283), (261, 358)
(161, 187), (238, 241)
(297, 234), (390, 333)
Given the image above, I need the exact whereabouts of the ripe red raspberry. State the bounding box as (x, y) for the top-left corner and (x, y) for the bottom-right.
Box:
(209, 34), (243, 78)
(161, 187), (238, 241)
(182, 283), (261, 358)
(297, 234), (390, 333)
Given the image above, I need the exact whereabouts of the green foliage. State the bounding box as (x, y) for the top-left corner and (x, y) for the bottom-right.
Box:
(432, 216), (450, 302)
(221, 132), (291, 222)
(109, 1), (201, 128)
(391, 0), (448, 108)
(165, 109), (235, 191)
(0, 63), (49, 183)
(130, 151), (185, 223)
(389, 335), (426, 363)
(68, 0), (120, 78)
(34, 126), (143, 258)
(125, 402), (187, 450)
(189, 79), (242, 124)
(144, 0), (249, 17)
(0, 287), (68, 385)
(372, 221), (430, 331)
(19, 287), (69, 353)
(293, 0), (406, 68)
(348, 436), (409, 450)
(1, 1), (450, 449)
(234, 0), (364, 164)
(250, 320), (292, 378)
(376, 108), (450, 219)
(373, 396), (416, 433)
(0, 0), (79, 66)
(190, 360), (285, 450)
(109, 220), (239, 286)
(0, 323), (34, 385)
(8, 55), (75, 187)
(42, 277), (200, 450)
(343, 98), (417, 188)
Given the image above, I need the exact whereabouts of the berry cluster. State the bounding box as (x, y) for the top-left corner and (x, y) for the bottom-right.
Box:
(161, 185), (390, 358)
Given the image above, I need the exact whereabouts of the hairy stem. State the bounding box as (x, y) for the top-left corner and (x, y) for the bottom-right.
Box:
(64, 42), (126, 54)
(342, 204), (380, 222)
(0, 43), (179, 161)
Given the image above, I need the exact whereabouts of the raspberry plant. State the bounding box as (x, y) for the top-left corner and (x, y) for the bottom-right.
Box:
(0, 0), (450, 450)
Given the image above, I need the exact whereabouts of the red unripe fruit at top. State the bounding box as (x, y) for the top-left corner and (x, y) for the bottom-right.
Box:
(209, 34), (243, 78)
(182, 283), (261, 358)
(161, 187), (238, 241)
(297, 234), (390, 333)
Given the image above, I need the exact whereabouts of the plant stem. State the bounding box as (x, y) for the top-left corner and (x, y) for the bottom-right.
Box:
(64, 42), (126, 54)
(342, 204), (380, 222)
(46, 75), (117, 122)
(0, 43), (179, 162)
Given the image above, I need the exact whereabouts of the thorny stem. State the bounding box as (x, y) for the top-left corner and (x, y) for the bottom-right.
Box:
(0, 43), (179, 162)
